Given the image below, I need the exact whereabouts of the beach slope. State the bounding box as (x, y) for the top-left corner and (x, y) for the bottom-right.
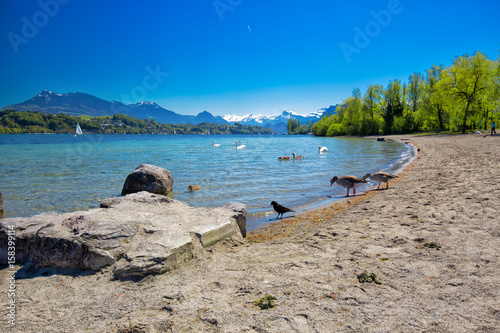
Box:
(1, 134), (499, 332)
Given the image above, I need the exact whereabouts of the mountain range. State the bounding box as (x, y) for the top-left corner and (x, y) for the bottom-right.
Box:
(2, 90), (336, 133)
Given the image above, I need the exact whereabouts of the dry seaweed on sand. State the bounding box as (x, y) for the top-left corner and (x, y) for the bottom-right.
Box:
(253, 294), (277, 310)
(357, 272), (382, 285)
(423, 242), (441, 250)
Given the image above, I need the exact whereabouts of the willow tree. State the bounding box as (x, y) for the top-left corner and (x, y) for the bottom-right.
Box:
(441, 52), (495, 133)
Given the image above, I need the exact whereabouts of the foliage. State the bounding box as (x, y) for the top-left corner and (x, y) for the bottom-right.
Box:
(313, 51), (499, 136)
(0, 110), (275, 135)
(287, 118), (313, 134)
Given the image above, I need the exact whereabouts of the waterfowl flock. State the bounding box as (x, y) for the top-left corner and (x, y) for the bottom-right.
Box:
(206, 138), (400, 219)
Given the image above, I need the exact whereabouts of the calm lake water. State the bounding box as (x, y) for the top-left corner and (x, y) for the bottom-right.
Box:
(0, 134), (415, 230)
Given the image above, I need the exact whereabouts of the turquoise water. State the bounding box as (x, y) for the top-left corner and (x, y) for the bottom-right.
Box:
(0, 134), (415, 230)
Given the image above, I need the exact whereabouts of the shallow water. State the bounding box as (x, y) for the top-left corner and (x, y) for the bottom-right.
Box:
(0, 134), (415, 230)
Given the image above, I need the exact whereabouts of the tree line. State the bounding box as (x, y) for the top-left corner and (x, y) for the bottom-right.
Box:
(312, 51), (500, 136)
(286, 118), (314, 134)
(0, 111), (275, 135)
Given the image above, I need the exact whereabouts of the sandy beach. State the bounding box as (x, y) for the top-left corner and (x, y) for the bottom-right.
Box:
(1, 133), (499, 332)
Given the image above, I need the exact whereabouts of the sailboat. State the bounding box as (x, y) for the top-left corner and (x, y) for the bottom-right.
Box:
(75, 122), (83, 137)
(173, 128), (177, 135)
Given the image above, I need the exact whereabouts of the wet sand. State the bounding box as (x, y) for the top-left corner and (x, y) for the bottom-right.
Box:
(1, 133), (499, 332)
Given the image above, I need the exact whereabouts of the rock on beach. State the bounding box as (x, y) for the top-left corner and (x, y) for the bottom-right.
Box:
(0, 192), (246, 279)
(121, 164), (174, 196)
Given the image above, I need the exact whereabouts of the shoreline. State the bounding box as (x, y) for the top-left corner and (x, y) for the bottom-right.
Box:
(1, 133), (499, 332)
(247, 137), (419, 235)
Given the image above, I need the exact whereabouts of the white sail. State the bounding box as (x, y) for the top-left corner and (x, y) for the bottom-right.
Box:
(75, 122), (83, 135)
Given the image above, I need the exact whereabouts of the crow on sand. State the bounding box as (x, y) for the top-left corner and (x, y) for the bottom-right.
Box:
(270, 201), (295, 219)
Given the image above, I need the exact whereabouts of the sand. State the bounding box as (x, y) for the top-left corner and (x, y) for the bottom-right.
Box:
(1, 134), (499, 332)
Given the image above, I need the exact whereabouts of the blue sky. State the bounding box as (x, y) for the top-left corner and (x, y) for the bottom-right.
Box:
(1, 0), (499, 116)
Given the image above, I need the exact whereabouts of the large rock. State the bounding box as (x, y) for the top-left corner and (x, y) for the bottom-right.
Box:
(121, 164), (173, 196)
(0, 192), (246, 279)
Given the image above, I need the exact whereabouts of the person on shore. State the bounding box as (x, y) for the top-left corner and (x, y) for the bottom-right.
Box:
(491, 121), (496, 136)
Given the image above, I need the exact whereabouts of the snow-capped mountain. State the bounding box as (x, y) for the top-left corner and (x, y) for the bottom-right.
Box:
(2, 91), (336, 130)
(222, 109), (331, 127)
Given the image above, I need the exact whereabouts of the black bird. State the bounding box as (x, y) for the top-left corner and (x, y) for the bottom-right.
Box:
(270, 201), (295, 219)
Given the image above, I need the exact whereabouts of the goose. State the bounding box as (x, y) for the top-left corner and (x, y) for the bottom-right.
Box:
(292, 153), (304, 159)
(318, 146), (328, 153)
(212, 140), (221, 147)
(278, 156), (291, 160)
(363, 172), (398, 189)
(270, 201), (295, 219)
(330, 175), (368, 196)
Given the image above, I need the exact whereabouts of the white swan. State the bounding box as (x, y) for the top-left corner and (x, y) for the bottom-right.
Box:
(236, 141), (246, 149)
(212, 140), (221, 147)
(318, 146), (328, 153)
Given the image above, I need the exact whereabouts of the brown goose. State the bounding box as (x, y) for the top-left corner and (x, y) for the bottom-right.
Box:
(330, 175), (367, 196)
(363, 172), (398, 189)
(278, 156), (291, 160)
(292, 153), (304, 159)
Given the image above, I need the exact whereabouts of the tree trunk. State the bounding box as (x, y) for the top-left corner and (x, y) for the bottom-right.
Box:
(461, 100), (471, 134)
(437, 105), (444, 131)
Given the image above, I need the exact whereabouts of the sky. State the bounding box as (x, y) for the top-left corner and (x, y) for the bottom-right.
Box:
(0, 0), (499, 117)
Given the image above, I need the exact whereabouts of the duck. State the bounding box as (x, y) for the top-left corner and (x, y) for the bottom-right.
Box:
(212, 140), (221, 147)
(363, 172), (398, 190)
(188, 185), (201, 191)
(270, 201), (295, 219)
(330, 175), (368, 196)
(292, 153), (304, 159)
(278, 156), (291, 160)
(318, 146), (328, 153)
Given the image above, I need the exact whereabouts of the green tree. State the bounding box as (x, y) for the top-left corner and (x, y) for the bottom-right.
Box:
(422, 64), (448, 131)
(381, 80), (404, 134)
(441, 51), (495, 133)
(408, 73), (425, 131)
(362, 84), (383, 134)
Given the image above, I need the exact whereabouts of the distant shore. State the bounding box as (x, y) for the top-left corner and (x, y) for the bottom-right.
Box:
(2, 133), (499, 332)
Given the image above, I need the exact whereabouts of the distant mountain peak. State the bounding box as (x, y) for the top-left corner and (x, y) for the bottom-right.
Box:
(37, 90), (63, 97)
(136, 101), (160, 108)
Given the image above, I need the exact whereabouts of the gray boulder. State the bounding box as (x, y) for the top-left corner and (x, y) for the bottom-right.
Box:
(223, 203), (247, 238)
(121, 164), (173, 196)
(0, 192), (246, 279)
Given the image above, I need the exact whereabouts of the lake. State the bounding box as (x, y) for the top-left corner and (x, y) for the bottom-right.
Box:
(0, 134), (415, 230)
